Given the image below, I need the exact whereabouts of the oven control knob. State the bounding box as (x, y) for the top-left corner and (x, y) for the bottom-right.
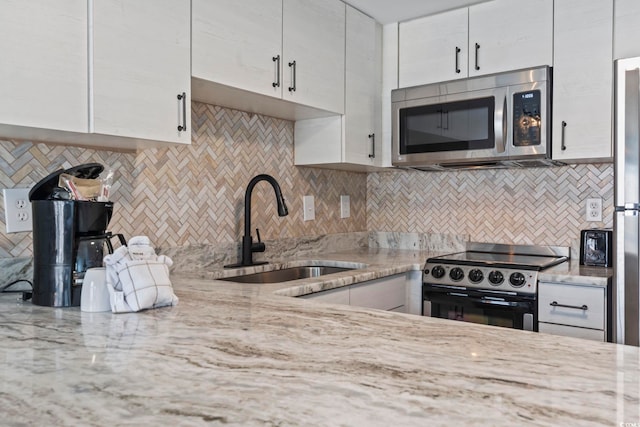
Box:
(469, 269), (484, 283)
(509, 272), (526, 287)
(449, 267), (464, 282)
(431, 266), (445, 279)
(488, 271), (504, 285)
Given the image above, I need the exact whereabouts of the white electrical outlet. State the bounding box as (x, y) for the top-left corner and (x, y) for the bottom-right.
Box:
(3, 188), (33, 233)
(586, 198), (602, 222)
(303, 195), (315, 221)
(340, 195), (350, 219)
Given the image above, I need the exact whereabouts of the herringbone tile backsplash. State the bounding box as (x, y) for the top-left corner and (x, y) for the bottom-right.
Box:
(0, 102), (367, 258)
(367, 164), (613, 247)
(0, 100), (613, 259)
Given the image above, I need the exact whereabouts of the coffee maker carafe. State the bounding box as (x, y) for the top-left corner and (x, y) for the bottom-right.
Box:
(29, 164), (125, 307)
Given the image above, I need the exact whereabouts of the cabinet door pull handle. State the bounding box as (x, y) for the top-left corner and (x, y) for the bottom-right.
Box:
(288, 60), (296, 92)
(455, 47), (461, 74)
(561, 121), (567, 151)
(368, 133), (375, 159)
(177, 92), (187, 132)
(272, 55), (280, 88)
(550, 301), (588, 311)
(474, 43), (480, 71)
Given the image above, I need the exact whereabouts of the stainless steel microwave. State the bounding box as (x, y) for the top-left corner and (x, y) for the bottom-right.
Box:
(392, 66), (556, 170)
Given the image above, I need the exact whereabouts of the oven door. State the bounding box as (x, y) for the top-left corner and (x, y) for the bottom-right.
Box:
(423, 284), (537, 331)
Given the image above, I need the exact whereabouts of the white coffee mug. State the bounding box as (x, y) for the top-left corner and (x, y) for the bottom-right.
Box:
(81, 267), (111, 312)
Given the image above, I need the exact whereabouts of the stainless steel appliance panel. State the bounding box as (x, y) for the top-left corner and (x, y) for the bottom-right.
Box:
(615, 57), (640, 208)
(614, 56), (640, 345)
(392, 66), (551, 169)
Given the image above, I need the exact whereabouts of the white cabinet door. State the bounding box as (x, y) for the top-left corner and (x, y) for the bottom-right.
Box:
(300, 287), (350, 305)
(344, 6), (381, 165)
(283, 0), (345, 114)
(551, 0), (613, 161)
(192, 0), (282, 99)
(398, 8), (468, 87)
(468, 0), (553, 77)
(294, 6), (382, 170)
(0, 0), (87, 133)
(614, 0), (640, 59)
(350, 274), (407, 311)
(538, 322), (605, 342)
(91, 0), (191, 145)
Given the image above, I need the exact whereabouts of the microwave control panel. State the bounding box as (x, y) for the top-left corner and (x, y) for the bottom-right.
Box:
(513, 90), (541, 147)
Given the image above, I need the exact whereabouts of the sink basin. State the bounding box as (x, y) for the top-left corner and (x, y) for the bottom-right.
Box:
(218, 265), (354, 284)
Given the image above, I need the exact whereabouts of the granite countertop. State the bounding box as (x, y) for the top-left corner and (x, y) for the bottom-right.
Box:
(0, 248), (633, 426)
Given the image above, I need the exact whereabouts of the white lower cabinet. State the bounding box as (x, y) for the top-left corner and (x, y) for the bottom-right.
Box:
(350, 274), (406, 312)
(538, 281), (609, 342)
(300, 287), (349, 305)
(301, 272), (411, 312)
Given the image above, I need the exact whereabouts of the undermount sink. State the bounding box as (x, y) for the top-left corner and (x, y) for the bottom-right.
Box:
(218, 265), (355, 284)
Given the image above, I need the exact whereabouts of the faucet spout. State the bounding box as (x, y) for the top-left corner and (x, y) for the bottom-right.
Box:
(224, 174), (288, 268)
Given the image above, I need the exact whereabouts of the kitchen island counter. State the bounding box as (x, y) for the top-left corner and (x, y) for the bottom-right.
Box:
(0, 248), (636, 426)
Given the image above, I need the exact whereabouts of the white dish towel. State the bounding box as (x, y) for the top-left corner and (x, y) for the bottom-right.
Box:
(103, 236), (178, 313)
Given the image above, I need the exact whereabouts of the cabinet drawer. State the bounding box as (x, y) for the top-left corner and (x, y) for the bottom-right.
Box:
(539, 322), (605, 342)
(350, 274), (406, 311)
(538, 282), (605, 330)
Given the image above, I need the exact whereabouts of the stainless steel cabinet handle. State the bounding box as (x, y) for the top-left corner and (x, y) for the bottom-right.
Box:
(177, 92), (187, 132)
(550, 301), (588, 311)
(368, 133), (375, 159)
(474, 43), (480, 71)
(561, 121), (567, 151)
(288, 60), (296, 92)
(272, 55), (280, 88)
(455, 47), (461, 74)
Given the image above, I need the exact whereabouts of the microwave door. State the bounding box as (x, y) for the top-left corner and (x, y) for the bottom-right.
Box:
(393, 87), (507, 166)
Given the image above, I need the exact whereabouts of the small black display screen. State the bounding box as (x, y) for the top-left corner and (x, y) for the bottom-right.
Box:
(513, 90), (541, 147)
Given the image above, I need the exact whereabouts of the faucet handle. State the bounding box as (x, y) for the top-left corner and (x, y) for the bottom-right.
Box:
(252, 228), (266, 253)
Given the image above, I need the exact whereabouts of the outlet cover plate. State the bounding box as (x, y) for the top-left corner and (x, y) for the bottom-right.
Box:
(586, 198), (602, 222)
(3, 188), (32, 233)
(340, 195), (350, 218)
(303, 195), (315, 221)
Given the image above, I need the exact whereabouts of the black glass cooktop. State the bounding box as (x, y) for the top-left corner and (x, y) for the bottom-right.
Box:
(427, 251), (568, 271)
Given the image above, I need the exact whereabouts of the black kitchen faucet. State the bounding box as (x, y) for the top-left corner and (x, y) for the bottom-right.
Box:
(224, 174), (288, 268)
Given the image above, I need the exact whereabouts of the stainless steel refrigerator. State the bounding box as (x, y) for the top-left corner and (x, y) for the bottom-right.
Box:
(615, 56), (640, 345)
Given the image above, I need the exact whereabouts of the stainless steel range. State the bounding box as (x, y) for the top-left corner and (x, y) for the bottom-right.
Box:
(423, 242), (569, 331)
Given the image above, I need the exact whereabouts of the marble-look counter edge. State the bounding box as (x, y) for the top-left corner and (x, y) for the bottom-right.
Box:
(182, 248), (613, 297)
(539, 259), (613, 287)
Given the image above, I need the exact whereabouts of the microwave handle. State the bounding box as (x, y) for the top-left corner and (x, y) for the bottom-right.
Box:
(494, 95), (507, 153)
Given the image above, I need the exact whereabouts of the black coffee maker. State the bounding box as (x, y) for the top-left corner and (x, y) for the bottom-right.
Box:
(29, 163), (125, 307)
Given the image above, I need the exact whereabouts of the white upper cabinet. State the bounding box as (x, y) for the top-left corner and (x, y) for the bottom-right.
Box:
(192, 0), (282, 99)
(398, 0), (552, 88)
(91, 0), (191, 145)
(399, 8), (468, 88)
(614, 0), (640, 60)
(283, 0), (345, 114)
(552, 0), (613, 162)
(468, 0), (553, 77)
(0, 0), (87, 133)
(344, 5), (382, 165)
(192, 0), (345, 117)
(294, 5), (383, 170)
